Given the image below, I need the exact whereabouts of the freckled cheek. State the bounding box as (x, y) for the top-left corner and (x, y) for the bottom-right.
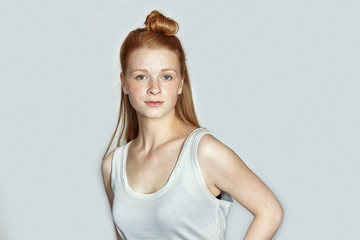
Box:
(126, 84), (145, 106)
(163, 86), (181, 103)
(127, 84), (143, 97)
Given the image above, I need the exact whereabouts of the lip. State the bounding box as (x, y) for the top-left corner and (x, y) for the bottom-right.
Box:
(144, 101), (164, 107)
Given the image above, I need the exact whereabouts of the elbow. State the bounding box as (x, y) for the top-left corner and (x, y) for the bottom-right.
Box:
(269, 202), (284, 229)
(274, 203), (284, 227)
(257, 202), (284, 229)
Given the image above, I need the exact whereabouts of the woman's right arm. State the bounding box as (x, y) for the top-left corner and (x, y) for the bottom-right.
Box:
(101, 149), (123, 240)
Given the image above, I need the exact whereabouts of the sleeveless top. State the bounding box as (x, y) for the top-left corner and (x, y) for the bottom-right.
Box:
(111, 128), (233, 240)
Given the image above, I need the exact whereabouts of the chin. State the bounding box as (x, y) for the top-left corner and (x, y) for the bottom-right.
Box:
(144, 114), (163, 119)
(136, 110), (162, 119)
(138, 109), (175, 120)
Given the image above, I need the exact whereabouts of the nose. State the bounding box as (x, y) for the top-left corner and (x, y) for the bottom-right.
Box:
(147, 79), (161, 95)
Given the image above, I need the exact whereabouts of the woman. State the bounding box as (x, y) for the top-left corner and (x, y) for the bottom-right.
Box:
(101, 10), (283, 240)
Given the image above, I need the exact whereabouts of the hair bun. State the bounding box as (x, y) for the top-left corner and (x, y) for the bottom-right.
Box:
(145, 10), (179, 36)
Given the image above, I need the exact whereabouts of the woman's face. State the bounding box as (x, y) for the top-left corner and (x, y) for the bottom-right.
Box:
(121, 48), (184, 120)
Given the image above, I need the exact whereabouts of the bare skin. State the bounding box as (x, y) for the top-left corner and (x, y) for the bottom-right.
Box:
(101, 48), (283, 240)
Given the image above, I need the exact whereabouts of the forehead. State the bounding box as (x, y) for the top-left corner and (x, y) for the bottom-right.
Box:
(127, 48), (180, 72)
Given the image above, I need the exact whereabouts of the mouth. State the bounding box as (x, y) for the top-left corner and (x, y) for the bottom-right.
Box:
(144, 101), (164, 107)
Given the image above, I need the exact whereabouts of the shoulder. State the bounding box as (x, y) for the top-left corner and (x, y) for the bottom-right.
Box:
(101, 148), (116, 179)
(197, 133), (247, 192)
(197, 133), (238, 164)
(101, 148), (118, 206)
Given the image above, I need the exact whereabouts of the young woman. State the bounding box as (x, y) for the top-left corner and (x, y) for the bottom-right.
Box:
(101, 10), (283, 240)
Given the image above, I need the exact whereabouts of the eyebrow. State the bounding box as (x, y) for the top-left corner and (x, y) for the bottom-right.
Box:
(130, 68), (178, 74)
(131, 69), (148, 73)
(161, 68), (177, 73)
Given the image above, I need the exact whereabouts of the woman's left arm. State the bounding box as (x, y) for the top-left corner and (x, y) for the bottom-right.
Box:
(198, 135), (283, 239)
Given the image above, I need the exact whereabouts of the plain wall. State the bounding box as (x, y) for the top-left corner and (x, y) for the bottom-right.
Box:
(0, 0), (359, 239)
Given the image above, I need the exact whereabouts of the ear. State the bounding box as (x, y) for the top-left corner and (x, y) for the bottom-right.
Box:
(120, 72), (129, 95)
(178, 78), (184, 95)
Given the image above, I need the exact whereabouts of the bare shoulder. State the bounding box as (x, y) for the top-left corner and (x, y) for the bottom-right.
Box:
(198, 134), (232, 155)
(197, 133), (243, 169)
(197, 134), (249, 194)
(101, 149), (116, 184)
(101, 148), (117, 206)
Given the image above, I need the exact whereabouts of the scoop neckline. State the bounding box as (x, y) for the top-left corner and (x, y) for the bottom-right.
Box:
(121, 127), (202, 200)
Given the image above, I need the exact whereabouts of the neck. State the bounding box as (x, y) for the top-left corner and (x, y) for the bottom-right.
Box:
(135, 110), (185, 151)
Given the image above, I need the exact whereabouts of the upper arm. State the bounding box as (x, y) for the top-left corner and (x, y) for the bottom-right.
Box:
(101, 149), (116, 207)
(198, 134), (283, 218)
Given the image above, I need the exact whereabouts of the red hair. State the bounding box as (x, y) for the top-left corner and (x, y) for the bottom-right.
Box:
(103, 10), (200, 160)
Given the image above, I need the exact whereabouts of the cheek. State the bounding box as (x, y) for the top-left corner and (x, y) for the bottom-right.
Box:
(165, 85), (182, 103)
(129, 87), (141, 96)
(126, 85), (144, 104)
(126, 83), (142, 96)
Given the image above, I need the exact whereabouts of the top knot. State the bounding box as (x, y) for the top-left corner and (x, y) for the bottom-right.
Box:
(145, 10), (179, 36)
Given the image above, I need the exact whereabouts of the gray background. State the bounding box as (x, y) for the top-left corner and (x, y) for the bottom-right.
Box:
(0, 0), (359, 239)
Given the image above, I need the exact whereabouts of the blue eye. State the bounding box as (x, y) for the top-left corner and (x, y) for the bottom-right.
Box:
(163, 75), (172, 80)
(136, 75), (146, 80)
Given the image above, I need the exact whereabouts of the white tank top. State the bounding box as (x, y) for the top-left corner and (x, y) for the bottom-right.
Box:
(111, 128), (233, 240)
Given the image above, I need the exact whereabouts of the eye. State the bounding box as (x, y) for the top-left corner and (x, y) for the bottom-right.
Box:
(163, 75), (173, 81)
(136, 75), (146, 80)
